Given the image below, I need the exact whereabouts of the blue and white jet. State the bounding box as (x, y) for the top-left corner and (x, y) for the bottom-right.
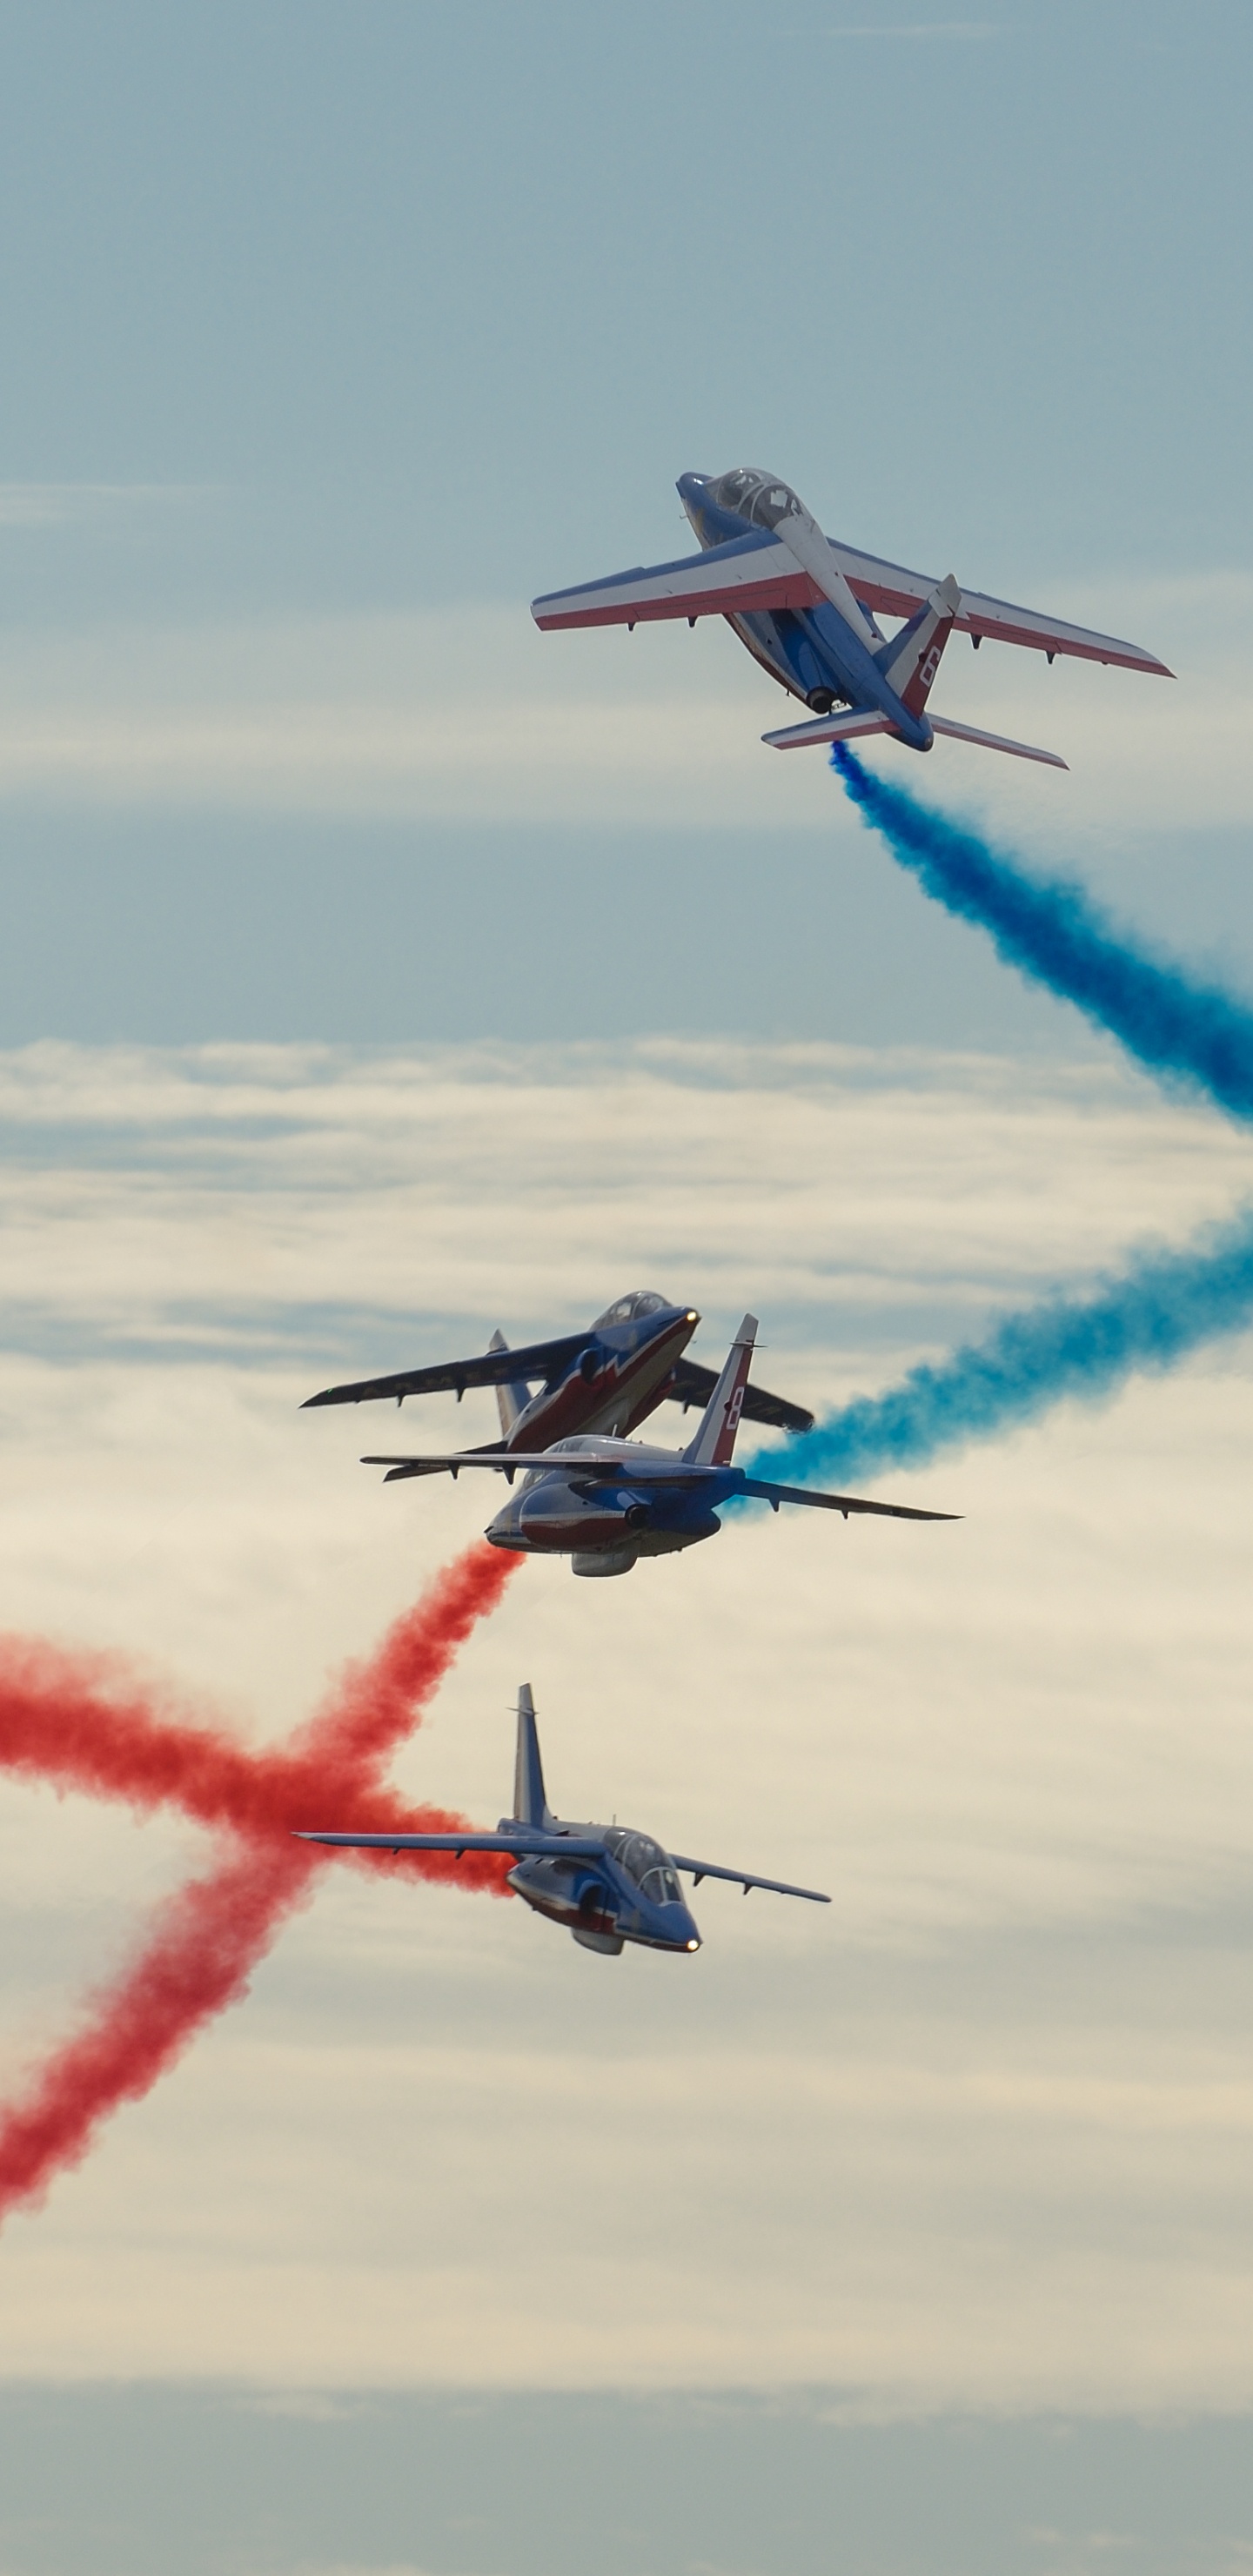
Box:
(298, 1685), (830, 1956)
(362, 1312), (955, 1577)
(532, 467), (1172, 770)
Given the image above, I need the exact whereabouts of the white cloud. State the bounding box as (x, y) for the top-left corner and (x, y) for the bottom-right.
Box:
(0, 1040), (1251, 2405)
(0, 571), (1237, 834)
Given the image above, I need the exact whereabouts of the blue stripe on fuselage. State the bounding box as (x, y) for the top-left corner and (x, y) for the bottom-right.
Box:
(680, 480), (929, 745)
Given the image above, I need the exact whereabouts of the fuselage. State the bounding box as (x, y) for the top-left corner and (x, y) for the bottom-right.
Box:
(501, 1291), (700, 1452)
(507, 1822), (701, 1955)
(485, 1432), (729, 1577)
(677, 468), (931, 750)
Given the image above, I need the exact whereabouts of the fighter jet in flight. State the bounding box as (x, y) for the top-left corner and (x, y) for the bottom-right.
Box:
(303, 1288), (813, 1447)
(532, 466), (1172, 769)
(361, 1313), (955, 1577)
(297, 1685), (830, 1955)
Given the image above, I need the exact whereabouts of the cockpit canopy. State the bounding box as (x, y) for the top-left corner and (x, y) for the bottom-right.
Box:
(708, 468), (802, 533)
(606, 1829), (684, 1907)
(593, 1290), (670, 1328)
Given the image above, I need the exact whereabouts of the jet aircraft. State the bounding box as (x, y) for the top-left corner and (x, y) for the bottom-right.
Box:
(360, 1313), (955, 1577)
(532, 467), (1172, 770)
(302, 1287), (814, 1446)
(297, 1684), (830, 1955)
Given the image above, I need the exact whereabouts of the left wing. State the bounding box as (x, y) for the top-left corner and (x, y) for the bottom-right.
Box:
(669, 1855), (830, 1902)
(295, 1829), (604, 1856)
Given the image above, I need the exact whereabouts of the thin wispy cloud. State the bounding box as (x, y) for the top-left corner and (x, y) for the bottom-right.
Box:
(829, 20), (998, 37)
(3, 1038), (1253, 2404)
(0, 482), (208, 528)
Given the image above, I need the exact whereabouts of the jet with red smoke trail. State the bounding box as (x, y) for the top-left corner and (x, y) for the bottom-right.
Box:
(532, 466), (1171, 769)
(298, 1684), (829, 1956)
(302, 1287), (814, 1453)
(361, 1313), (956, 1578)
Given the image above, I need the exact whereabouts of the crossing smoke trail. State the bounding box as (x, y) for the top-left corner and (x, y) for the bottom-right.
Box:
(0, 1540), (518, 2221)
(743, 1203), (1253, 1493)
(832, 743), (1253, 1123)
(731, 744), (1253, 1494)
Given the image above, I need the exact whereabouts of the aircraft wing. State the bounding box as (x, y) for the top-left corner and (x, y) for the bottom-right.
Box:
(532, 530), (813, 630)
(295, 1829), (605, 1857)
(532, 534), (1169, 675)
(362, 1452), (956, 1519)
(669, 1854), (830, 1902)
(360, 1450), (743, 1485)
(665, 1358), (814, 1434)
(826, 540), (1173, 674)
(364, 1450), (585, 1481)
(739, 1475), (958, 1523)
(303, 1330), (591, 1410)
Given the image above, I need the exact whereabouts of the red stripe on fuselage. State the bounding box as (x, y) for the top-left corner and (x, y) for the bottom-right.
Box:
(504, 1315), (694, 1452)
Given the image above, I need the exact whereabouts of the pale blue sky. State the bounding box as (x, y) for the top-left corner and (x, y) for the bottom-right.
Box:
(3, 10), (1253, 2572)
(0, 0), (1245, 1047)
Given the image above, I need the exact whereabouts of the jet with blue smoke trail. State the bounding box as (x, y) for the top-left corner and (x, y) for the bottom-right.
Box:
(533, 467), (1170, 768)
(361, 1315), (955, 1579)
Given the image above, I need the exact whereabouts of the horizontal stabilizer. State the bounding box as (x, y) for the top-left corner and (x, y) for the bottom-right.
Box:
(927, 714), (1069, 769)
(763, 709), (892, 751)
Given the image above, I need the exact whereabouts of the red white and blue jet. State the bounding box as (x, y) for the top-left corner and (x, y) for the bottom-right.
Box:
(532, 467), (1172, 771)
(357, 1313), (955, 1579)
(303, 1288), (814, 1447)
(298, 1684), (829, 1956)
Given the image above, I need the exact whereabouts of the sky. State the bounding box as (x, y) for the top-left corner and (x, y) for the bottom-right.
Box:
(0, 3), (1252, 2573)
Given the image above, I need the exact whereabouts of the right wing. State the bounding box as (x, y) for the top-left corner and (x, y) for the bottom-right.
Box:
(303, 1330), (590, 1410)
(740, 1476), (958, 1523)
(669, 1854), (830, 1902)
(665, 1358), (814, 1435)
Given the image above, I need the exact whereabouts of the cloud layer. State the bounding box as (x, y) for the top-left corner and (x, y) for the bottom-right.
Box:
(0, 1038), (1252, 2405)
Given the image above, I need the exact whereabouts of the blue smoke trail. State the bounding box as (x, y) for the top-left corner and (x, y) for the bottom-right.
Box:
(739, 1203), (1253, 1490)
(833, 744), (1253, 1124)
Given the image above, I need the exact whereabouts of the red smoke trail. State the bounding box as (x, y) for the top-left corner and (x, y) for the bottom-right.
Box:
(0, 1541), (518, 1862)
(0, 1541), (519, 2220)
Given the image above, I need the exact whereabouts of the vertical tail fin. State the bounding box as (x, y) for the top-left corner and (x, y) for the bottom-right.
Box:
(512, 1685), (552, 1827)
(877, 573), (962, 717)
(683, 1315), (758, 1466)
(489, 1329), (533, 1437)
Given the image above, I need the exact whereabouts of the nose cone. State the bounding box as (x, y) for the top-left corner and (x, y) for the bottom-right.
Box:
(677, 473), (717, 540)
